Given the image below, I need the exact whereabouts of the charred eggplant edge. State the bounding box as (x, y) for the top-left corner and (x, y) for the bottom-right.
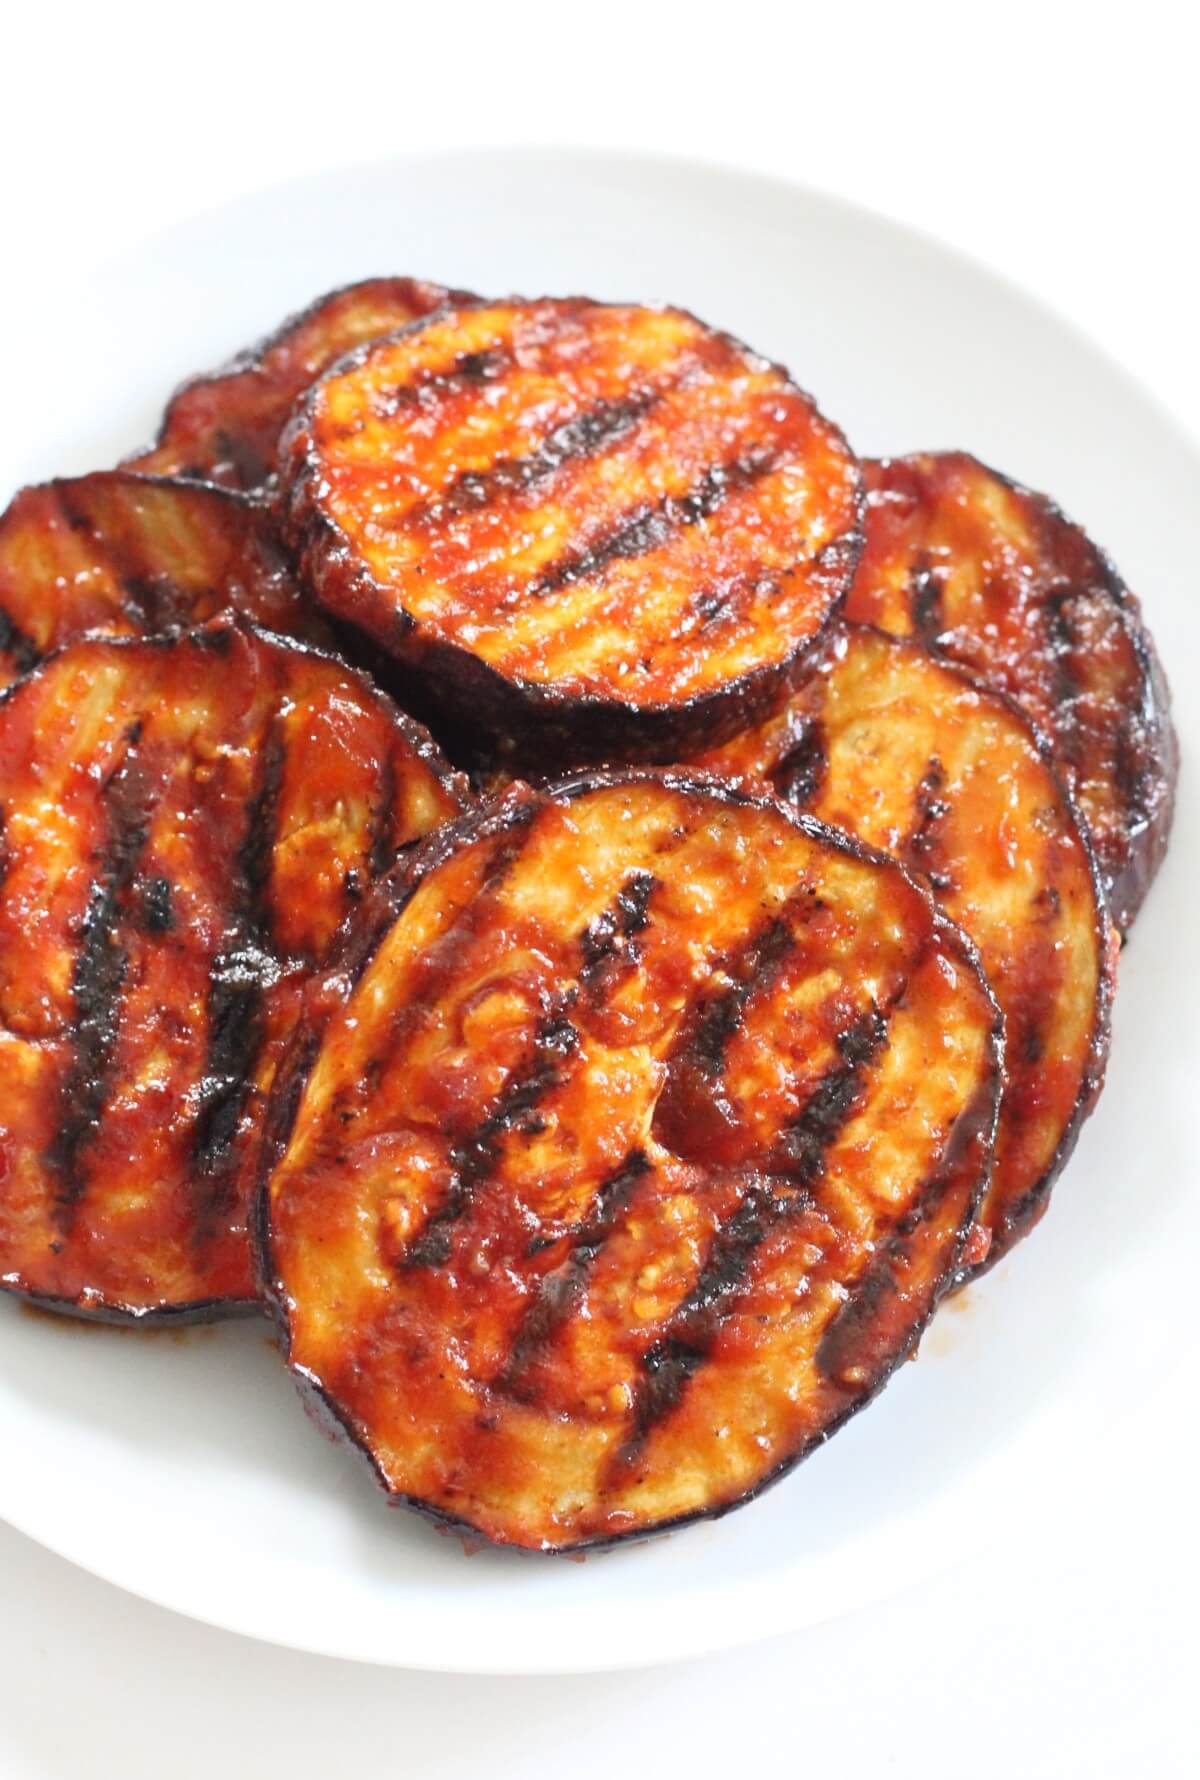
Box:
(868, 451), (1179, 933)
(253, 766), (1004, 1553)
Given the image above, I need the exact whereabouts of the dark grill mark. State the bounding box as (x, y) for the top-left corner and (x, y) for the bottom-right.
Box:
(139, 874), (174, 932)
(902, 758), (954, 893)
(46, 726), (152, 1222)
(614, 1180), (811, 1469)
(578, 870), (657, 991)
(0, 607), (40, 676)
(616, 1002), (892, 1465)
(770, 719), (828, 809)
(909, 554), (945, 646)
(378, 346), (510, 419)
(190, 723), (287, 1233)
(528, 448), (780, 598)
(771, 1006), (890, 1182)
(408, 391), (664, 528)
(495, 1149), (653, 1396)
(404, 1013), (580, 1270)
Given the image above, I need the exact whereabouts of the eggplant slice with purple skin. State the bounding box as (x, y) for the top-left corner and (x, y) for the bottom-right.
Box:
(845, 451), (1177, 932)
(0, 619), (468, 1322)
(0, 470), (328, 691)
(695, 623), (1114, 1275)
(125, 276), (475, 491)
(279, 297), (863, 769)
(258, 771), (1002, 1552)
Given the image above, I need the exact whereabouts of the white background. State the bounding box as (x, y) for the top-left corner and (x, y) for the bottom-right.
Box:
(1, 3), (1195, 1774)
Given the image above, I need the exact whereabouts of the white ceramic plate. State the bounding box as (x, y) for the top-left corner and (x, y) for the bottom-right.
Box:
(0, 148), (1195, 1675)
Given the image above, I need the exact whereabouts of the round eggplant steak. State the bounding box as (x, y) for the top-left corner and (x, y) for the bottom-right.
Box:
(0, 470), (324, 692)
(845, 452), (1176, 931)
(260, 772), (1002, 1551)
(696, 624), (1113, 1272)
(127, 277), (472, 491)
(0, 620), (467, 1321)
(280, 298), (863, 765)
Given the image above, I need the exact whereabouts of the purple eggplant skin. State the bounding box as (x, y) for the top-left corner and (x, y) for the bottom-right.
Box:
(848, 450), (1179, 935)
(276, 297), (866, 774)
(254, 768), (1004, 1555)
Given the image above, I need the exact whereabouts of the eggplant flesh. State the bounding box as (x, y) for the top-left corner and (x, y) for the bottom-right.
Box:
(845, 451), (1177, 932)
(259, 771), (1001, 1551)
(696, 623), (1113, 1272)
(126, 277), (472, 491)
(0, 620), (467, 1321)
(279, 298), (863, 768)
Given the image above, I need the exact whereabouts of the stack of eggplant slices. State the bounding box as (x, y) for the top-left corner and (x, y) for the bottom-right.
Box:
(0, 281), (1177, 1554)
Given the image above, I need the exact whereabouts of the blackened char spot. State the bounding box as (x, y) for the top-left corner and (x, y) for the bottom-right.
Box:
(496, 1149), (652, 1395)
(404, 1013), (580, 1270)
(772, 1006), (889, 1182)
(579, 869), (657, 989)
(902, 758), (954, 893)
(909, 554), (945, 647)
(528, 448), (779, 597)
(139, 874), (174, 932)
(190, 722), (287, 1234)
(46, 725), (152, 1221)
(380, 347), (510, 419)
(653, 916), (797, 1162)
(0, 607), (40, 675)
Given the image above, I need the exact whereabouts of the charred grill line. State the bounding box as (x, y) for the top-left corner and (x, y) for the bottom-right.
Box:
(379, 346), (510, 420)
(0, 607), (40, 676)
(403, 1013), (581, 1270)
(616, 1003), (891, 1468)
(527, 448), (780, 598)
(579, 869), (657, 989)
(909, 554), (945, 647)
(772, 1006), (890, 1182)
(495, 1149), (653, 1396)
(901, 758), (954, 893)
(681, 916), (796, 1079)
(1042, 589), (1085, 773)
(190, 721), (287, 1231)
(408, 390), (666, 528)
(46, 724), (153, 1221)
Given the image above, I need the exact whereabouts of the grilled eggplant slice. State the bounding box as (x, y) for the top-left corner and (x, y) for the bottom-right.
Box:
(0, 620), (467, 1321)
(280, 298), (863, 766)
(696, 624), (1112, 1271)
(259, 772), (1002, 1551)
(126, 277), (471, 490)
(845, 452), (1177, 930)
(0, 471), (324, 692)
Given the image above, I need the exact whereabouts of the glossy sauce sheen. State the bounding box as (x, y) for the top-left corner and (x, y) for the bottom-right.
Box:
(0, 472), (325, 691)
(0, 622), (465, 1319)
(280, 299), (862, 759)
(845, 453), (1176, 930)
(696, 626), (1112, 1267)
(126, 277), (469, 490)
(262, 775), (1002, 1550)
